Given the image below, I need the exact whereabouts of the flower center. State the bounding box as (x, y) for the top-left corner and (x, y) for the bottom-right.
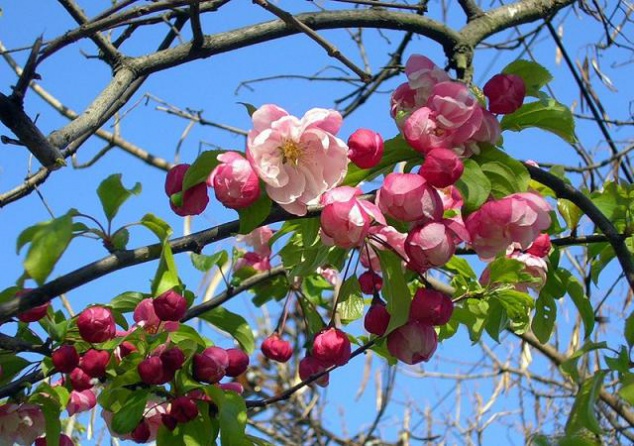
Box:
(280, 139), (302, 165)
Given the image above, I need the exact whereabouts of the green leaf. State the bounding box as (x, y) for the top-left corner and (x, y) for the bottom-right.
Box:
(237, 192), (272, 235)
(502, 59), (553, 97)
(337, 276), (364, 324)
(455, 159), (491, 215)
(486, 257), (526, 285)
(111, 291), (146, 313)
(110, 228), (130, 250)
(626, 310), (634, 348)
(484, 299), (508, 342)
(191, 251), (228, 272)
(376, 249), (411, 332)
(141, 213), (173, 241)
(565, 272), (595, 339)
(182, 150), (225, 191)
(112, 390), (148, 434)
(0, 353), (30, 386)
(565, 370), (606, 437)
(532, 293), (557, 343)
(206, 386), (248, 446)
(33, 395), (61, 446)
(618, 373), (634, 405)
(199, 307), (255, 353)
(443, 256), (477, 280)
(18, 211), (75, 285)
(501, 98), (576, 144)
(169, 322), (208, 347)
(97, 174), (141, 223)
(558, 199), (583, 230)
(493, 289), (534, 325)
(342, 135), (419, 187)
(152, 241), (180, 296)
(473, 146), (530, 198)
(560, 342), (608, 382)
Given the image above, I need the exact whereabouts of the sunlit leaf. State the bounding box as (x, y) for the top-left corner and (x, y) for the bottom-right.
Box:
(501, 98), (576, 144)
(97, 174), (141, 223)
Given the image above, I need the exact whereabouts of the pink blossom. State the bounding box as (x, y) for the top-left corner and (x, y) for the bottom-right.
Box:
(247, 105), (349, 216)
(360, 225), (408, 272)
(405, 222), (456, 272)
(153, 290), (187, 322)
(312, 328), (351, 367)
(347, 129), (384, 169)
(472, 109), (501, 145)
(358, 270), (382, 295)
(409, 288), (453, 326)
(234, 251), (271, 273)
(209, 152), (261, 210)
(526, 233), (552, 258)
(192, 347), (229, 383)
(134, 298), (161, 329)
(317, 266), (339, 287)
(237, 226), (274, 257)
(405, 55), (451, 94)
(364, 301), (391, 336)
(483, 74), (526, 114)
(320, 186), (385, 249)
(261, 334), (293, 363)
(52, 345), (80, 373)
(79, 349), (110, 378)
(225, 348), (249, 377)
(69, 367), (94, 391)
(427, 81), (480, 130)
(402, 107), (450, 153)
(165, 164), (209, 217)
(67, 389), (97, 415)
(77, 306), (116, 343)
(298, 355), (329, 387)
(16, 288), (49, 323)
(466, 193), (551, 259)
(387, 320), (437, 365)
(0, 403), (45, 445)
(419, 148), (464, 188)
(376, 173), (443, 223)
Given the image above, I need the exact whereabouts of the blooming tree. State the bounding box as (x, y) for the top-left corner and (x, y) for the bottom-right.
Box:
(0, 1), (633, 445)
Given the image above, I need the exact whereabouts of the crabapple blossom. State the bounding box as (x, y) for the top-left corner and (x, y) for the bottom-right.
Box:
(419, 148), (464, 188)
(261, 334), (293, 363)
(79, 349), (110, 378)
(405, 221), (464, 272)
(209, 151), (261, 209)
(472, 109), (502, 145)
(153, 289), (187, 321)
(483, 73), (526, 114)
(67, 389), (97, 415)
(364, 301), (391, 336)
(427, 81), (481, 131)
(358, 270), (383, 295)
(69, 367), (94, 391)
(16, 292), (49, 323)
(247, 104), (349, 216)
(347, 128), (384, 169)
(299, 355), (329, 387)
(138, 356), (171, 385)
(192, 347), (229, 384)
(237, 226), (274, 257)
(465, 192), (551, 259)
(51, 345), (80, 373)
(317, 266), (339, 287)
(165, 164), (209, 216)
(225, 348), (250, 377)
(320, 186), (385, 249)
(0, 403), (45, 446)
(133, 298), (161, 330)
(360, 225), (408, 272)
(387, 320), (438, 365)
(131, 420), (151, 443)
(376, 173), (443, 223)
(312, 327), (351, 367)
(526, 233), (552, 257)
(34, 433), (75, 446)
(234, 251), (271, 273)
(169, 396), (199, 423)
(115, 341), (137, 361)
(409, 288), (454, 326)
(405, 55), (451, 94)
(402, 107), (449, 153)
(160, 347), (186, 372)
(77, 306), (116, 343)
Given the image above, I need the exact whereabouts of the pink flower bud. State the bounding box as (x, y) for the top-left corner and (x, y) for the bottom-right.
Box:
(387, 320), (437, 364)
(358, 271), (383, 295)
(77, 306), (116, 344)
(165, 164), (209, 217)
(169, 396), (199, 423)
(67, 389), (96, 416)
(419, 148), (464, 188)
(160, 347), (185, 372)
(131, 419), (151, 443)
(312, 328), (351, 367)
(472, 109), (501, 145)
(219, 382), (244, 393)
(377, 173), (443, 223)
(17, 301), (50, 323)
(298, 355), (329, 387)
(347, 129), (384, 169)
(153, 290), (187, 322)
(192, 347), (228, 384)
(69, 367), (93, 391)
(364, 301), (391, 336)
(133, 298), (161, 331)
(261, 334), (293, 363)
(138, 356), (171, 385)
(79, 349), (110, 378)
(409, 288), (453, 325)
(51, 345), (80, 373)
(209, 152), (261, 210)
(405, 222), (456, 272)
(483, 74), (526, 115)
(225, 348), (249, 377)
(526, 233), (551, 258)
(34, 434), (75, 446)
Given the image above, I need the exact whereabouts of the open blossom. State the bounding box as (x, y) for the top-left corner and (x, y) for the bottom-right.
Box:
(466, 192), (551, 259)
(237, 226), (273, 257)
(0, 403), (45, 445)
(247, 105), (349, 216)
(360, 225), (408, 272)
(320, 186), (385, 249)
(209, 152), (260, 210)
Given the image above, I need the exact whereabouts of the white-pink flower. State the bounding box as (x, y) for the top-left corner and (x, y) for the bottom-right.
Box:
(0, 403), (45, 446)
(67, 389), (97, 415)
(247, 105), (349, 216)
(376, 172), (443, 223)
(236, 226), (274, 257)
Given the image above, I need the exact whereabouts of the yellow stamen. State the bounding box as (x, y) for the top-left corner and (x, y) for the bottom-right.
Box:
(280, 139), (302, 165)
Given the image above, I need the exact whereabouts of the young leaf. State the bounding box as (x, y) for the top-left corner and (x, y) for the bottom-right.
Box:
(18, 211), (74, 285)
(626, 310), (634, 348)
(97, 174), (141, 223)
(565, 370), (607, 437)
(237, 192), (271, 235)
(191, 251), (229, 272)
(532, 293), (557, 343)
(182, 150), (225, 191)
(502, 60), (553, 96)
(111, 389), (149, 435)
(377, 249), (411, 332)
(454, 159), (491, 215)
(501, 98), (576, 144)
(206, 386), (248, 446)
(199, 307), (255, 353)
(337, 276), (364, 324)
(141, 213), (173, 241)
(151, 241), (180, 296)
